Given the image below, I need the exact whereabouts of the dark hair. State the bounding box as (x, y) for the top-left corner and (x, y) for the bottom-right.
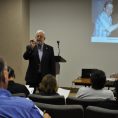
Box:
(0, 57), (6, 83)
(39, 74), (57, 94)
(114, 80), (118, 100)
(8, 66), (15, 78)
(104, 0), (113, 8)
(114, 80), (118, 93)
(91, 69), (106, 90)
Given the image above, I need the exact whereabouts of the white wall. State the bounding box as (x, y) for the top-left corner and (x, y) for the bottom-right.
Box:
(0, 0), (29, 84)
(30, 0), (118, 87)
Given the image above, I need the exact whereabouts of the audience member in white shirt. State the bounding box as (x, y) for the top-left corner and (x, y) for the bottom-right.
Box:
(76, 69), (115, 100)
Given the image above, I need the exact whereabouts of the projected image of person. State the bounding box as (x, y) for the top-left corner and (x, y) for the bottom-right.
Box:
(93, 1), (118, 37)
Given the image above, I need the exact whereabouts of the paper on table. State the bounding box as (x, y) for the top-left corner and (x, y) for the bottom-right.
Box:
(57, 88), (70, 99)
(106, 78), (116, 82)
(25, 85), (34, 94)
(108, 23), (118, 33)
(25, 85), (30, 88)
(35, 105), (44, 116)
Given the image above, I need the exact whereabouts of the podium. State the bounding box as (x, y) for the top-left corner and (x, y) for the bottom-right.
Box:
(55, 56), (66, 74)
(55, 56), (66, 63)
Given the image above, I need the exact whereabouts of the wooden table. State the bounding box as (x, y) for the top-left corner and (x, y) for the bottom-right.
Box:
(72, 77), (117, 88)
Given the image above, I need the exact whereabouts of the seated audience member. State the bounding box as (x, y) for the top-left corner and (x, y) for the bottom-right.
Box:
(114, 80), (118, 100)
(39, 74), (59, 96)
(76, 69), (115, 100)
(7, 66), (29, 96)
(0, 57), (51, 118)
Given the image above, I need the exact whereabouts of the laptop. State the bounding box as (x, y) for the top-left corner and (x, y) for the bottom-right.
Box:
(81, 69), (98, 78)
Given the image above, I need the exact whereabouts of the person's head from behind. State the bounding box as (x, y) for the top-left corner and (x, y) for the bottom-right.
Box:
(0, 57), (8, 89)
(8, 66), (15, 79)
(39, 74), (57, 94)
(114, 80), (118, 93)
(104, 1), (113, 16)
(91, 69), (106, 90)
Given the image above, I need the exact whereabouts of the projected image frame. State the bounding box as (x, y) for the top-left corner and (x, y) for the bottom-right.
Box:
(91, 0), (118, 43)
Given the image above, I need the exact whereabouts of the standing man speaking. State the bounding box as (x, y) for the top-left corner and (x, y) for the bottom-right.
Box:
(23, 30), (56, 92)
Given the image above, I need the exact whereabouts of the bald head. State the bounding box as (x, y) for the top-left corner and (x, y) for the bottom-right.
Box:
(0, 57), (8, 89)
(0, 57), (5, 73)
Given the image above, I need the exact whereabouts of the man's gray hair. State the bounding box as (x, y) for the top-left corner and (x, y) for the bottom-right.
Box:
(36, 30), (45, 35)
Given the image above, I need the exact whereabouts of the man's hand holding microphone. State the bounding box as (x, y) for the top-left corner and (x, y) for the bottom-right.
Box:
(29, 39), (37, 49)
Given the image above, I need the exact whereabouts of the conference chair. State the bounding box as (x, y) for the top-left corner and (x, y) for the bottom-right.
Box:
(12, 93), (26, 97)
(85, 106), (118, 118)
(66, 97), (105, 109)
(28, 94), (65, 105)
(96, 99), (118, 110)
(36, 102), (84, 118)
(66, 97), (118, 110)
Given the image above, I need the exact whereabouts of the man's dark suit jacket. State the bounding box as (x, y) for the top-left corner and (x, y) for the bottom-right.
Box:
(23, 44), (56, 85)
(7, 81), (29, 96)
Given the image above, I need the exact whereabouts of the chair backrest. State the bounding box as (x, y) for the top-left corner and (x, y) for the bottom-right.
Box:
(36, 102), (84, 118)
(28, 94), (65, 105)
(66, 97), (105, 109)
(85, 106), (118, 118)
(96, 100), (118, 110)
(12, 93), (26, 97)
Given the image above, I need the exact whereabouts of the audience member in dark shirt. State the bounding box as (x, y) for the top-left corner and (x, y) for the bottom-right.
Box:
(7, 66), (29, 96)
(39, 74), (59, 96)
